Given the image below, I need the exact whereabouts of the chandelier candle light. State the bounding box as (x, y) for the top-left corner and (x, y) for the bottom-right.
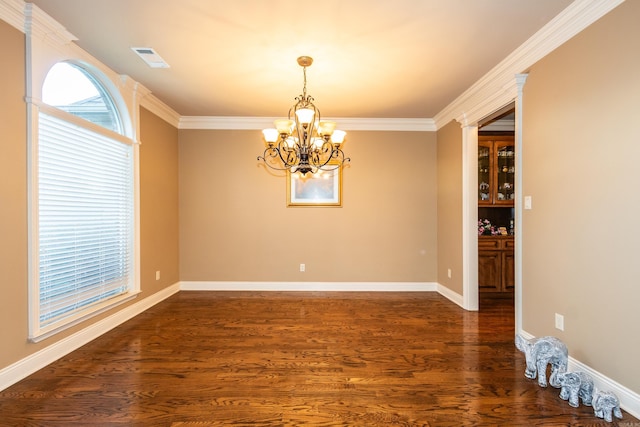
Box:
(257, 56), (350, 175)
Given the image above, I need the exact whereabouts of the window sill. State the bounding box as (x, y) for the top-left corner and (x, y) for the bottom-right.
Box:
(29, 291), (141, 343)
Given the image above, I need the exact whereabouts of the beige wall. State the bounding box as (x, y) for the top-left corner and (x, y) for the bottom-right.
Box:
(0, 20), (29, 368)
(522, 0), (640, 392)
(436, 121), (463, 294)
(179, 130), (438, 283)
(0, 19), (180, 370)
(140, 107), (180, 291)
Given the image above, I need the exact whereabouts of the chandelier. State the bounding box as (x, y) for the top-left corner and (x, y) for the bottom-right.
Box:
(257, 56), (350, 175)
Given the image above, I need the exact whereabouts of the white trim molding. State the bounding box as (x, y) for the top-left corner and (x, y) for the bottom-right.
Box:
(180, 116), (278, 130)
(519, 331), (640, 420)
(461, 125), (479, 311)
(181, 281), (464, 309)
(337, 118), (436, 132)
(0, 0), (24, 31)
(2, 0), (623, 134)
(180, 281), (438, 292)
(436, 284), (464, 308)
(24, 2), (77, 47)
(140, 93), (181, 128)
(170, 0), (624, 133)
(568, 357), (640, 420)
(0, 283), (180, 392)
(179, 281), (464, 309)
(434, 0), (625, 129)
(514, 73), (527, 337)
(179, 116), (436, 132)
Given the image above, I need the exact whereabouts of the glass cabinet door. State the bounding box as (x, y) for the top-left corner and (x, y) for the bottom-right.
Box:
(478, 142), (492, 205)
(495, 141), (515, 205)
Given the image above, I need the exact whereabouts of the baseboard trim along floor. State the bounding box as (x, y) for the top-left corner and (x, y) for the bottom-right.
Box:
(2, 282), (636, 420)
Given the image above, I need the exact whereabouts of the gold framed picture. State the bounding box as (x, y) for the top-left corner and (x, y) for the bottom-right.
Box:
(287, 166), (342, 207)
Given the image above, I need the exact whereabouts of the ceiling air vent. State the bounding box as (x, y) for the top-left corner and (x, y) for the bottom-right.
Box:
(131, 47), (169, 68)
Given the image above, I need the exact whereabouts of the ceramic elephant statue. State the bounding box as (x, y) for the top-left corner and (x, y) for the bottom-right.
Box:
(593, 390), (623, 422)
(515, 334), (568, 388)
(557, 371), (594, 407)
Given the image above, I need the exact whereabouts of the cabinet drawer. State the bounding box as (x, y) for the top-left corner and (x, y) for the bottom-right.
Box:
(478, 239), (500, 249)
(504, 239), (515, 249)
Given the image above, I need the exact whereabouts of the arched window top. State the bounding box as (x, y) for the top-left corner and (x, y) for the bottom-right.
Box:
(42, 62), (123, 134)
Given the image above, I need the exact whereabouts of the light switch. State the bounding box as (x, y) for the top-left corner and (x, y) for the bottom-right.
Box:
(524, 196), (532, 210)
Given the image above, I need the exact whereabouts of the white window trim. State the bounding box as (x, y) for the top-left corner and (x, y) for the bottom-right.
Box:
(25, 5), (144, 342)
(29, 104), (140, 342)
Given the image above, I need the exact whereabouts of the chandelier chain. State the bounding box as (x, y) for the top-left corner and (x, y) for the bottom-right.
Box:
(302, 65), (307, 99)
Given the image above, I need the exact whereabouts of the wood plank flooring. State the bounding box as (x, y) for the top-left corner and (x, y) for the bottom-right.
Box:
(0, 291), (637, 426)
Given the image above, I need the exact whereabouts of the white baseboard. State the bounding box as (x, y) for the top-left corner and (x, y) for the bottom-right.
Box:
(436, 283), (464, 308)
(179, 281), (465, 309)
(568, 357), (640, 420)
(0, 283), (180, 392)
(518, 330), (640, 420)
(179, 280), (439, 292)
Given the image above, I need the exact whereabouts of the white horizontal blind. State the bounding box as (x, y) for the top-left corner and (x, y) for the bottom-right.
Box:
(37, 112), (134, 329)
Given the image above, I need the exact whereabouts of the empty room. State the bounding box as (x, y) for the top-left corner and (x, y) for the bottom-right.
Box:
(1, 0), (639, 425)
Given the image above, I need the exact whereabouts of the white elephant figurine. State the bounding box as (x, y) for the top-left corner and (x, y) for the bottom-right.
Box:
(557, 371), (594, 407)
(593, 389), (623, 422)
(515, 334), (568, 388)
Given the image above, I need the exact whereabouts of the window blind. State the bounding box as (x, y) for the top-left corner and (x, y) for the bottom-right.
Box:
(37, 112), (134, 329)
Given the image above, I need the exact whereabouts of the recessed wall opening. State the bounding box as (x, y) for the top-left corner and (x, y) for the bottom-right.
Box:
(477, 104), (515, 310)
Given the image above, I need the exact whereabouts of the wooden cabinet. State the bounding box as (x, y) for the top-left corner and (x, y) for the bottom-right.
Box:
(479, 236), (514, 293)
(478, 136), (515, 207)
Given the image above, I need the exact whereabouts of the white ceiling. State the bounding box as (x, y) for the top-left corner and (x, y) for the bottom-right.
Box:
(30, 0), (573, 119)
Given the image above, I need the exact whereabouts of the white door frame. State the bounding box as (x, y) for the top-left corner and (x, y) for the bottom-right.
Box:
(460, 74), (527, 329)
(461, 125), (479, 311)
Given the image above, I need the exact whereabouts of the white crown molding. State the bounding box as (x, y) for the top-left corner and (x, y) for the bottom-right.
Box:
(179, 116), (436, 132)
(140, 93), (181, 128)
(434, 0), (625, 129)
(24, 2), (77, 46)
(335, 117), (436, 132)
(0, 0), (24, 31)
(2, 0), (624, 134)
(179, 116), (276, 130)
(481, 119), (515, 132)
(151, 0), (626, 132)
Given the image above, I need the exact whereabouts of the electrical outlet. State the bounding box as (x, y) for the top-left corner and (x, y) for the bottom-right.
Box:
(155, 271), (160, 281)
(555, 313), (564, 331)
(447, 268), (452, 279)
(300, 263), (305, 272)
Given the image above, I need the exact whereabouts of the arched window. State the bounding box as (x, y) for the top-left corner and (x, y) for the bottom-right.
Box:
(42, 62), (122, 132)
(31, 62), (138, 341)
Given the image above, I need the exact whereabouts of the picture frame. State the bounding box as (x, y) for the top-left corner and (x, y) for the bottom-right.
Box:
(287, 165), (342, 207)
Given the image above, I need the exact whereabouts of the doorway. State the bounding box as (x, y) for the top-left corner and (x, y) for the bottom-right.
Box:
(477, 106), (515, 310)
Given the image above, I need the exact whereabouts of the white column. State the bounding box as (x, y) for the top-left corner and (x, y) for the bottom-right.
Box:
(461, 123), (479, 311)
(514, 73), (528, 334)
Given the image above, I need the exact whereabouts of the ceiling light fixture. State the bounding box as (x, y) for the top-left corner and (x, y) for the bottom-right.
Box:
(257, 56), (350, 176)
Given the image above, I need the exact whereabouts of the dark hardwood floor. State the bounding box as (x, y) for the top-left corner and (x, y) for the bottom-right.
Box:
(0, 291), (637, 426)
